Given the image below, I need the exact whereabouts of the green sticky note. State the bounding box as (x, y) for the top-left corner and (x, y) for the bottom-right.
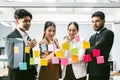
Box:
(19, 62), (27, 70)
(71, 48), (78, 54)
(30, 58), (34, 65)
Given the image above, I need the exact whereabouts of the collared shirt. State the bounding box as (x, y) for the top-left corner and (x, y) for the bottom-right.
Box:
(17, 28), (29, 45)
(96, 27), (105, 34)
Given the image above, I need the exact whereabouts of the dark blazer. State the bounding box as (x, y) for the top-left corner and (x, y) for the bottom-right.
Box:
(86, 28), (114, 77)
(6, 29), (37, 80)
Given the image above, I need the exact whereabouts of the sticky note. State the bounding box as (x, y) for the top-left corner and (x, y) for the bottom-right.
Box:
(41, 44), (47, 51)
(62, 42), (70, 50)
(55, 49), (64, 58)
(61, 58), (69, 66)
(30, 58), (34, 65)
(14, 46), (19, 54)
(48, 44), (54, 51)
(75, 35), (80, 42)
(71, 48), (78, 54)
(19, 62), (27, 70)
(34, 50), (39, 58)
(97, 56), (104, 64)
(40, 59), (48, 66)
(52, 57), (59, 64)
(72, 55), (78, 62)
(25, 46), (30, 54)
(83, 54), (92, 63)
(83, 42), (90, 49)
(93, 49), (100, 57)
(34, 58), (39, 64)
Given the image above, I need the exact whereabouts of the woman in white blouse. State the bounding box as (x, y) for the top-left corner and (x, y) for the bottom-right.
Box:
(62, 22), (87, 80)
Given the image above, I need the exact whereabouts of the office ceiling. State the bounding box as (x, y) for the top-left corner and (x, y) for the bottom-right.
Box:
(0, 0), (120, 24)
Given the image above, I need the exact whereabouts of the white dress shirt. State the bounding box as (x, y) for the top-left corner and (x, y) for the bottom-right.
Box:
(62, 37), (87, 79)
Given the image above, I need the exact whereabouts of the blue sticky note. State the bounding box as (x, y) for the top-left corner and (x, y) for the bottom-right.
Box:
(19, 62), (27, 70)
(41, 44), (47, 51)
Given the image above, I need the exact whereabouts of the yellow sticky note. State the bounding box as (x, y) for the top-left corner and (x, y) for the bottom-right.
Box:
(34, 50), (39, 58)
(55, 49), (64, 58)
(25, 47), (30, 54)
(40, 59), (48, 66)
(83, 42), (90, 49)
(30, 58), (34, 65)
(14, 46), (19, 54)
(62, 42), (70, 50)
(72, 55), (78, 62)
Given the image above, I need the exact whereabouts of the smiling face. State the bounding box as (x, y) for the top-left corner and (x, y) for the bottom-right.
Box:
(16, 16), (31, 31)
(92, 16), (105, 31)
(44, 26), (56, 39)
(67, 24), (78, 39)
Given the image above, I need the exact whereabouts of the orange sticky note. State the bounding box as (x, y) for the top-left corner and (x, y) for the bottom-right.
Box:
(40, 59), (48, 66)
(55, 49), (64, 58)
(62, 42), (70, 50)
(14, 46), (19, 54)
(83, 42), (90, 49)
(72, 55), (79, 62)
(34, 50), (39, 58)
(25, 47), (30, 54)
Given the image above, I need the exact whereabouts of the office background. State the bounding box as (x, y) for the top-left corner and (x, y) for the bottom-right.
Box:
(0, 0), (120, 80)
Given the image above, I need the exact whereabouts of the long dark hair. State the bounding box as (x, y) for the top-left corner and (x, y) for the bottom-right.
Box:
(42, 21), (56, 39)
(67, 21), (79, 31)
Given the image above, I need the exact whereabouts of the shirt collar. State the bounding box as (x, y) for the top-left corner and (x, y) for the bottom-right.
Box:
(17, 28), (28, 38)
(96, 27), (105, 34)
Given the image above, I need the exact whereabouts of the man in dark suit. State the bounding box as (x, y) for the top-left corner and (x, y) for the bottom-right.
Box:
(6, 9), (37, 80)
(86, 11), (114, 80)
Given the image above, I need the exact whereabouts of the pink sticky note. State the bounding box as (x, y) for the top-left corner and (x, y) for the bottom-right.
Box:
(52, 57), (59, 64)
(61, 58), (69, 66)
(97, 56), (104, 64)
(93, 49), (100, 57)
(75, 35), (80, 42)
(48, 44), (54, 51)
(83, 54), (92, 63)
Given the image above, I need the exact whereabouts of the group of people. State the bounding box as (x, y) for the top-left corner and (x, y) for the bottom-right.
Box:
(6, 9), (114, 80)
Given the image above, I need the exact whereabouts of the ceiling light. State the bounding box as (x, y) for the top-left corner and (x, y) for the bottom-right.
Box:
(0, 21), (11, 27)
(47, 8), (56, 11)
(44, 0), (55, 3)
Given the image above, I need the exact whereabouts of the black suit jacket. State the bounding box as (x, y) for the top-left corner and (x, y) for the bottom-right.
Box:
(6, 29), (37, 80)
(86, 28), (114, 77)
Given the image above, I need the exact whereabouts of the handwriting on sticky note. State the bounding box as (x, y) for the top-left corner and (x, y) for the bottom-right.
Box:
(71, 48), (78, 55)
(40, 59), (48, 66)
(93, 49), (100, 57)
(75, 35), (80, 42)
(30, 58), (34, 65)
(83, 42), (90, 49)
(25, 47), (30, 54)
(55, 49), (64, 58)
(34, 50), (39, 58)
(61, 58), (69, 66)
(19, 62), (27, 70)
(83, 54), (92, 63)
(72, 55), (78, 62)
(14, 46), (19, 54)
(62, 42), (70, 50)
(41, 44), (47, 51)
(52, 57), (59, 64)
(97, 56), (104, 64)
